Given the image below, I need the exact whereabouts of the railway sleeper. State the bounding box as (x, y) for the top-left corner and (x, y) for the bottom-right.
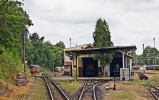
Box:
(16, 79), (28, 86)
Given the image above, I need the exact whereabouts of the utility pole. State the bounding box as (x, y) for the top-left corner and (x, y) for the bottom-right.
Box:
(70, 38), (71, 47)
(143, 44), (144, 65)
(153, 37), (155, 70)
(143, 44), (144, 54)
(153, 37), (155, 48)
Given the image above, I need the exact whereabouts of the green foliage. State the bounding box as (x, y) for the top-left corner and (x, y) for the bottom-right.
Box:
(93, 18), (113, 67)
(0, 0), (32, 52)
(0, 0), (65, 79)
(25, 33), (65, 70)
(0, 45), (4, 54)
(0, 0), (32, 79)
(55, 41), (65, 66)
(134, 46), (159, 65)
(0, 50), (20, 79)
(25, 33), (44, 65)
(55, 41), (65, 49)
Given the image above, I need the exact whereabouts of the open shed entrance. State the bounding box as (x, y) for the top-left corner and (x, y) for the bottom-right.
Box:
(110, 57), (123, 77)
(83, 57), (98, 77)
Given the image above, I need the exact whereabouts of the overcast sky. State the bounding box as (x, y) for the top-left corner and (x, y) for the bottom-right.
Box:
(21, 0), (159, 54)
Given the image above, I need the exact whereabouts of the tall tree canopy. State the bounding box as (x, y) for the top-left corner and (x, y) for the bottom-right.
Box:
(0, 0), (65, 80)
(25, 33), (65, 70)
(55, 41), (65, 66)
(134, 46), (159, 65)
(0, 0), (32, 79)
(0, 0), (32, 52)
(93, 18), (113, 72)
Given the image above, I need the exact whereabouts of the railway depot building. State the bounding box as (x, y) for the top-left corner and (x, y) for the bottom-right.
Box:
(64, 44), (136, 80)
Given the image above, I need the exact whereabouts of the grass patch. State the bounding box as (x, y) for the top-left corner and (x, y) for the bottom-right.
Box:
(150, 80), (159, 85)
(133, 79), (148, 86)
(59, 81), (79, 91)
(145, 70), (159, 73)
(147, 74), (159, 80)
(35, 78), (45, 100)
(36, 85), (43, 100)
(108, 91), (135, 100)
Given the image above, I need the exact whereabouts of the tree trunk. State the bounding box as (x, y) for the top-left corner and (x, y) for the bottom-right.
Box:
(103, 66), (105, 76)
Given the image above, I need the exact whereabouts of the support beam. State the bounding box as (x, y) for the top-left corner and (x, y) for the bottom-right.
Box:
(76, 54), (78, 77)
(130, 58), (132, 77)
(122, 52), (125, 68)
(125, 52), (127, 68)
(71, 59), (74, 77)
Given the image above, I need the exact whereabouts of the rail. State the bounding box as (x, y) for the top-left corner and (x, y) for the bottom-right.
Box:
(78, 83), (87, 100)
(78, 80), (104, 100)
(43, 78), (54, 100)
(42, 73), (69, 100)
(50, 79), (70, 100)
(144, 83), (159, 100)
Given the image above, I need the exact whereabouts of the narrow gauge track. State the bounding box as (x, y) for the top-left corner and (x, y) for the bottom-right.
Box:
(144, 83), (159, 100)
(42, 73), (69, 100)
(78, 80), (103, 100)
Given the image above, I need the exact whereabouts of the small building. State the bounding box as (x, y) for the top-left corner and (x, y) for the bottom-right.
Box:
(64, 44), (136, 80)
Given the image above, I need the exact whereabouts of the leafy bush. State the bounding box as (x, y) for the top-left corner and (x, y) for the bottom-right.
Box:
(0, 50), (20, 80)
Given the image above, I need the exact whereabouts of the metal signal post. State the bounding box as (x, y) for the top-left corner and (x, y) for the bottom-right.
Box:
(22, 26), (28, 72)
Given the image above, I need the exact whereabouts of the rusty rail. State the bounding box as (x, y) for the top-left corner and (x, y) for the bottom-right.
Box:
(144, 83), (159, 100)
(42, 73), (69, 100)
(50, 79), (70, 100)
(43, 77), (54, 100)
(78, 80), (103, 100)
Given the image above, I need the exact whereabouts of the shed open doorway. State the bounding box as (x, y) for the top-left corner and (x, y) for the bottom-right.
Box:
(110, 57), (123, 77)
(82, 57), (98, 77)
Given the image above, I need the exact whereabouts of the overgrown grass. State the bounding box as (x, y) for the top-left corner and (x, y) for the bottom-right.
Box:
(35, 78), (45, 100)
(112, 91), (135, 100)
(145, 70), (159, 73)
(36, 84), (43, 100)
(59, 80), (79, 91)
(40, 67), (51, 72)
(133, 79), (148, 86)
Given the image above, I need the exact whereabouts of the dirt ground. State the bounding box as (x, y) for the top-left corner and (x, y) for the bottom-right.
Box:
(0, 74), (35, 100)
(0, 73), (51, 100)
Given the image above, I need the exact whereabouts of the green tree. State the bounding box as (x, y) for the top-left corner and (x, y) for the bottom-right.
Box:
(25, 32), (66, 70)
(0, 0), (32, 52)
(42, 41), (56, 69)
(55, 41), (65, 49)
(0, 0), (32, 79)
(133, 46), (159, 66)
(55, 41), (65, 66)
(25, 33), (44, 66)
(142, 46), (159, 65)
(93, 18), (113, 76)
